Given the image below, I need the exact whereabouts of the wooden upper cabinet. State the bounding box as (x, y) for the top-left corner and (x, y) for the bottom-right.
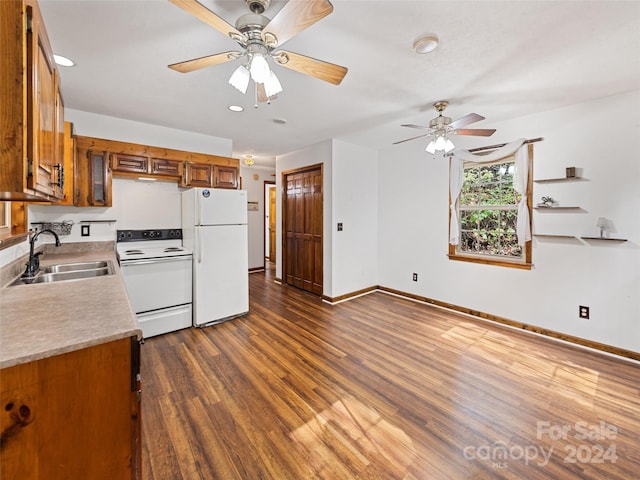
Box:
(0, 0), (64, 201)
(150, 158), (182, 178)
(111, 154), (149, 175)
(74, 146), (112, 207)
(182, 162), (213, 188)
(213, 165), (239, 189)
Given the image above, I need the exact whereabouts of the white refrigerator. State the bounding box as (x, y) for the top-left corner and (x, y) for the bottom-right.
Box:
(182, 188), (249, 327)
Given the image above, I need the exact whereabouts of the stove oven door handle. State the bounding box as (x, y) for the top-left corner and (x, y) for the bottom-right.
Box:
(121, 257), (191, 267)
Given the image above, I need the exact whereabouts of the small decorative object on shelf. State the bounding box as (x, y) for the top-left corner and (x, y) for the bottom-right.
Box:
(596, 217), (607, 238)
(566, 167), (576, 178)
(537, 196), (556, 208)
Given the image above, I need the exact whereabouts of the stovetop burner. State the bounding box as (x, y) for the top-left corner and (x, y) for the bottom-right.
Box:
(116, 229), (192, 261)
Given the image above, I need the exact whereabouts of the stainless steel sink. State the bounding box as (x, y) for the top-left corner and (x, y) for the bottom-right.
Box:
(42, 261), (111, 274)
(10, 260), (114, 286)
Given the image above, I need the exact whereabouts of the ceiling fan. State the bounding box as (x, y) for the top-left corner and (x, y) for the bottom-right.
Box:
(394, 101), (496, 153)
(167, 0), (348, 103)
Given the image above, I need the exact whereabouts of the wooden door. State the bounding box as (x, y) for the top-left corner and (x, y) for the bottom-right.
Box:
(283, 165), (323, 295)
(268, 187), (276, 262)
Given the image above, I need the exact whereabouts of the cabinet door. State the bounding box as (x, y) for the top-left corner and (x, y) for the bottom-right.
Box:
(0, 362), (39, 480)
(26, 2), (61, 199)
(151, 158), (182, 178)
(111, 153), (149, 175)
(183, 162), (213, 188)
(0, 338), (141, 480)
(213, 165), (239, 189)
(74, 149), (112, 207)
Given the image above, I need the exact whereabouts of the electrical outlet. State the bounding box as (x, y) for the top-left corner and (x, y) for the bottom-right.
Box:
(337, 222), (343, 231)
(412, 273), (418, 282)
(579, 305), (590, 319)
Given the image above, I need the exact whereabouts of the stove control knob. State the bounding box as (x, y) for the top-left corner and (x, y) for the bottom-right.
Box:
(127, 232), (133, 238)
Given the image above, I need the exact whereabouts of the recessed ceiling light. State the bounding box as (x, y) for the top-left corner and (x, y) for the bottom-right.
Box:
(413, 34), (439, 54)
(53, 54), (75, 67)
(228, 105), (244, 112)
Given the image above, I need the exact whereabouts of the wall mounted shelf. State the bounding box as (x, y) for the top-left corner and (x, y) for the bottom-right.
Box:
(80, 220), (117, 224)
(534, 206), (581, 211)
(580, 237), (628, 242)
(533, 177), (584, 183)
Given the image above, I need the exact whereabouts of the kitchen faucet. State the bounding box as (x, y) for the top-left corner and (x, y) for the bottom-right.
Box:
(22, 229), (61, 279)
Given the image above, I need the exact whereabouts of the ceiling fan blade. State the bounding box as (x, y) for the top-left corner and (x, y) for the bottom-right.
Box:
(401, 123), (431, 130)
(275, 50), (347, 85)
(263, 0), (333, 47)
(169, 0), (242, 39)
(168, 51), (240, 73)
(454, 128), (496, 137)
(392, 133), (428, 145)
(448, 112), (485, 130)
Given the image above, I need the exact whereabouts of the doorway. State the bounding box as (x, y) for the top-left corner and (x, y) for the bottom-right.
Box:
(264, 181), (276, 270)
(282, 164), (323, 295)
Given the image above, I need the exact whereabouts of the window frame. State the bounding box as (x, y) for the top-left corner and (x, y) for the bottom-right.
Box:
(448, 144), (533, 270)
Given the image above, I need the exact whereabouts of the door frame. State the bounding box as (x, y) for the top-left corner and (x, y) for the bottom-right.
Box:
(281, 163), (324, 295)
(263, 180), (275, 271)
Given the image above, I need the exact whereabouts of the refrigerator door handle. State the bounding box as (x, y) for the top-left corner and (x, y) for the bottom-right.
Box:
(197, 227), (202, 263)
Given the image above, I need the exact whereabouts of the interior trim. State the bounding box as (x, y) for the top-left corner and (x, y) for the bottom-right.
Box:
(318, 282), (638, 362)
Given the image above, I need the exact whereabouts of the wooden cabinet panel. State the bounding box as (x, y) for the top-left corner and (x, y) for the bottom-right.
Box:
(151, 158), (182, 178)
(182, 162), (213, 188)
(213, 165), (239, 189)
(111, 154), (149, 175)
(0, 0), (64, 201)
(74, 148), (112, 207)
(0, 338), (141, 480)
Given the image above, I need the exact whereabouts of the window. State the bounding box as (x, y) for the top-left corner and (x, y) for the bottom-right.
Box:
(449, 142), (533, 269)
(458, 157), (522, 258)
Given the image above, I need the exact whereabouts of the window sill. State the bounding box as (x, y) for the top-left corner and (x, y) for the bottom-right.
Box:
(0, 233), (28, 251)
(448, 253), (533, 270)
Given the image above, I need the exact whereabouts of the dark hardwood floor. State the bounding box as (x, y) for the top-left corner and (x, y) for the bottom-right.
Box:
(141, 271), (639, 479)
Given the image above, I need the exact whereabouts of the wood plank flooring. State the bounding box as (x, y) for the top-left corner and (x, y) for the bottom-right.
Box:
(141, 271), (640, 479)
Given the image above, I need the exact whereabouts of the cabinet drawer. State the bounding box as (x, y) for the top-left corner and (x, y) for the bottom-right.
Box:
(111, 154), (148, 174)
(151, 158), (182, 177)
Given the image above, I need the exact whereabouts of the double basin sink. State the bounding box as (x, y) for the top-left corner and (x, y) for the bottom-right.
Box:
(10, 260), (114, 286)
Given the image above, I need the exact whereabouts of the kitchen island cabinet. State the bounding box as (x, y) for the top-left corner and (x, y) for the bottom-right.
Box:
(0, 248), (142, 479)
(1, 338), (141, 480)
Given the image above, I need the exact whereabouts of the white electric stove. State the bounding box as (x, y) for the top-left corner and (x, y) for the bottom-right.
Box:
(116, 229), (193, 338)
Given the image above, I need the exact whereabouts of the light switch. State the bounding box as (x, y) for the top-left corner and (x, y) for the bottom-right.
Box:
(81, 225), (90, 237)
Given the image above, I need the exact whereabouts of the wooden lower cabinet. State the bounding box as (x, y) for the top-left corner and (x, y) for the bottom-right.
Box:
(0, 337), (141, 480)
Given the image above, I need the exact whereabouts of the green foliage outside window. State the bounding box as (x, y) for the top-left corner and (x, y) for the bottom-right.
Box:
(458, 161), (522, 258)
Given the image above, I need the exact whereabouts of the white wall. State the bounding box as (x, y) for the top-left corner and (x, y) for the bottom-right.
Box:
(331, 140), (378, 297)
(239, 165), (276, 270)
(378, 90), (640, 352)
(66, 109), (231, 156)
(276, 140), (333, 293)
(275, 139), (379, 299)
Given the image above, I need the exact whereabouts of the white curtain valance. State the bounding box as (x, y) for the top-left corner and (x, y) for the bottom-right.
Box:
(449, 138), (530, 247)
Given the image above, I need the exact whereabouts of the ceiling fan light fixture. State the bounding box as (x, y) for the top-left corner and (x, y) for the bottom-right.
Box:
(249, 53), (271, 83)
(444, 138), (455, 152)
(425, 141), (437, 154)
(263, 71), (283, 97)
(229, 65), (251, 94)
(413, 34), (439, 54)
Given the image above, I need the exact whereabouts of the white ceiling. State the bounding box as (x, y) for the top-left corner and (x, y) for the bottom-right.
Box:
(40, 0), (640, 167)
